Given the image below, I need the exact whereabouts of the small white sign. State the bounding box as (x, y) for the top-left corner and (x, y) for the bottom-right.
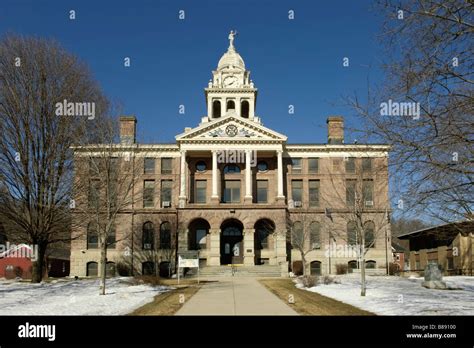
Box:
(178, 256), (199, 268)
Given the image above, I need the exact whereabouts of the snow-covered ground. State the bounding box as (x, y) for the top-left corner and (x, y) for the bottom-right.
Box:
(302, 274), (474, 315)
(0, 277), (170, 315)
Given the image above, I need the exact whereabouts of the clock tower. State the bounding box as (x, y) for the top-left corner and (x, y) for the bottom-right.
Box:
(204, 31), (259, 123)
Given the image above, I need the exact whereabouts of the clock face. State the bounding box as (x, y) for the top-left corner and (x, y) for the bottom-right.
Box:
(223, 76), (238, 87)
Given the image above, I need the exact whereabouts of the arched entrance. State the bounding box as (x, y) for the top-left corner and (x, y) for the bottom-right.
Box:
(220, 219), (243, 265)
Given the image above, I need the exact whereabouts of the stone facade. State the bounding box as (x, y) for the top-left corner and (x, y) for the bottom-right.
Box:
(70, 32), (392, 277)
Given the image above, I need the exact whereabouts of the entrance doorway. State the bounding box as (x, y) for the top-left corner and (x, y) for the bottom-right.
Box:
(220, 219), (243, 265)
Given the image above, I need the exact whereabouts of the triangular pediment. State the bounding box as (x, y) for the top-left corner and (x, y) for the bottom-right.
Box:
(176, 115), (287, 142)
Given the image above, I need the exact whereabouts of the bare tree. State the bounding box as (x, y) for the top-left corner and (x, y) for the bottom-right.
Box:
(0, 34), (108, 282)
(347, 0), (473, 223)
(72, 118), (144, 294)
(322, 155), (391, 296)
(289, 212), (320, 276)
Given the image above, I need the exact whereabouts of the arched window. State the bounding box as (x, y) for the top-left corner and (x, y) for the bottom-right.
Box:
(142, 222), (154, 250)
(348, 260), (358, 270)
(212, 100), (221, 118)
(142, 261), (155, 276)
(241, 100), (249, 118)
(87, 223), (98, 249)
(189, 219), (210, 250)
(347, 221), (357, 246)
(223, 164), (241, 174)
(106, 262), (116, 277)
(366, 260), (376, 269)
(86, 262), (98, 277)
(160, 222), (171, 249)
(310, 222), (321, 249)
(227, 100), (235, 111)
(364, 221), (375, 248)
(292, 221), (303, 248)
(310, 261), (321, 276)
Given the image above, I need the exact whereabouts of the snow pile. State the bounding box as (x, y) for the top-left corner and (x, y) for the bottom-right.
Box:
(305, 274), (474, 315)
(0, 277), (170, 315)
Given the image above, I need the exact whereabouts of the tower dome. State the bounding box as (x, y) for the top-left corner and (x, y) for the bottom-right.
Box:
(217, 30), (245, 70)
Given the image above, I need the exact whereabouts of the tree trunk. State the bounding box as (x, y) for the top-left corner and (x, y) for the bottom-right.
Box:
(361, 241), (366, 296)
(100, 241), (107, 295)
(31, 242), (47, 283)
(301, 252), (307, 276)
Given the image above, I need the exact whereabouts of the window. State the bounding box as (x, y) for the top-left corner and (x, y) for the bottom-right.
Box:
(366, 260), (376, 269)
(195, 161), (207, 172)
(363, 179), (374, 207)
(86, 262), (98, 277)
(241, 100), (249, 118)
(309, 180), (320, 207)
(257, 161), (268, 172)
(308, 158), (318, 173)
(161, 180), (172, 207)
(144, 158), (155, 174)
(106, 262), (116, 277)
(88, 179), (100, 208)
(257, 180), (268, 203)
(227, 100), (235, 110)
(255, 219), (275, 250)
(107, 228), (116, 249)
(310, 222), (321, 249)
(346, 179), (356, 206)
(223, 180), (240, 203)
(196, 228), (207, 249)
(310, 261), (322, 276)
(213, 100), (221, 118)
(257, 229), (269, 249)
(292, 180), (303, 203)
(109, 157), (118, 175)
(345, 157), (355, 173)
(143, 180), (155, 208)
(348, 260), (358, 270)
(292, 158), (302, 173)
(142, 262), (155, 276)
(160, 222), (171, 249)
(195, 180), (207, 203)
(362, 158), (372, 173)
(364, 221), (375, 248)
(224, 164), (241, 174)
(161, 158), (172, 174)
(87, 223), (98, 249)
(292, 221), (303, 247)
(142, 222), (154, 250)
(89, 157), (99, 176)
(347, 221), (357, 245)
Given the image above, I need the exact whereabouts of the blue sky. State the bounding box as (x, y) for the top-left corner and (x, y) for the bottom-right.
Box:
(0, 0), (385, 144)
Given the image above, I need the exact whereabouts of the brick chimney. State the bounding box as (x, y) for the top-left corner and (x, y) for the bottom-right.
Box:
(119, 116), (137, 145)
(327, 116), (344, 144)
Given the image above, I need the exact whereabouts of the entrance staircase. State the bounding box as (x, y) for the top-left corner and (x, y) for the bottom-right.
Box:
(186, 265), (282, 278)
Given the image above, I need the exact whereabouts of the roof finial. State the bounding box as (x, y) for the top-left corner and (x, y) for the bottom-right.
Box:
(228, 30), (237, 49)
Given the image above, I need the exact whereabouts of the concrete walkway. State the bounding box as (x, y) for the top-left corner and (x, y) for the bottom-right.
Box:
(176, 277), (298, 315)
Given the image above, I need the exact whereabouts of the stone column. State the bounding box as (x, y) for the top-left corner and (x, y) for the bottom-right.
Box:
(207, 228), (221, 266)
(276, 150), (285, 201)
(244, 150), (253, 204)
(221, 99), (226, 117)
(211, 150), (220, 203)
(179, 150), (187, 207)
(243, 228), (255, 266)
(250, 97), (255, 119)
(207, 99), (213, 118)
(236, 98), (241, 117)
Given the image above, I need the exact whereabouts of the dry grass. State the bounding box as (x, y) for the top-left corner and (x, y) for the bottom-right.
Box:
(128, 279), (215, 315)
(259, 278), (374, 316)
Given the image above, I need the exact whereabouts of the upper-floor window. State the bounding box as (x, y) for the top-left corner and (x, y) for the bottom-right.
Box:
(227, 100), (235, 110)
(310, 222), (321, 249)
(195, 161), (207, 172)
(362, 158), (372, 173)
(363, 179), (374, 207)
(223, 180), (240, 203)
(257, 161), (268, 172)
(213, 100), (221, 118)
(308, 158), (319, 173)
(160, 222), (172, 249)
(87, 222), (98, 249)
(309, 180), (320, 207)
(161, 180), (173, 207)
(195, 180), (207, 203)
(292, 180), (303, 203)
(241, 100), (249, 118)
(257, 180), (268, 203)
(144, 158), (155, 174)
(332, 158), (342, 172)
(142, 222), (154, 250)
(224, 164), (241, 174)
(161, 158), (172, 174)
(345, 157), (356, 173)
(346, 179), (356, 206)
(292, 158), (302, 173)
(143, 180), (155, 208)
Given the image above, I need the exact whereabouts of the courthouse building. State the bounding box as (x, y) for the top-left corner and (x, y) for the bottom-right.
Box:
(70, 33), (391, 277)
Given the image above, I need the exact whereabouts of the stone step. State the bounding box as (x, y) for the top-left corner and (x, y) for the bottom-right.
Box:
(185, 265), (282, 277)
